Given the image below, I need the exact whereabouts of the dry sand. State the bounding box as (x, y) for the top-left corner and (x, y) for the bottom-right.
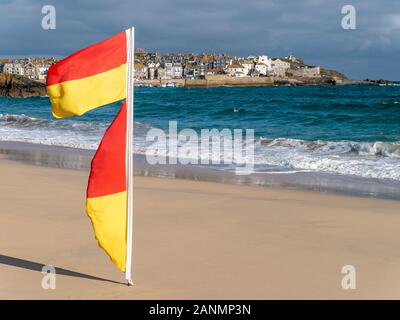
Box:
(0, 157), (400, 299)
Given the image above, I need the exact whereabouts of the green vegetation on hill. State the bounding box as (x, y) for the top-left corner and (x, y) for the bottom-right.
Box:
(320, 68), (348, 80)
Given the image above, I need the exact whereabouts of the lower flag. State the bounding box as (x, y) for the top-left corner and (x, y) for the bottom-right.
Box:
(86, 102), (127, 271)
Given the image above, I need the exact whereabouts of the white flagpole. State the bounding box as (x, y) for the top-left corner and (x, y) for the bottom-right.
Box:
(125, 27), (135, 286)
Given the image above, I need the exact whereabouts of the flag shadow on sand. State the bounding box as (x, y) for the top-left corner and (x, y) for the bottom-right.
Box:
(0, 254), (122, 284)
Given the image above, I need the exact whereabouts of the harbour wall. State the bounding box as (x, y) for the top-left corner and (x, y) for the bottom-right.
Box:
(137, 76), (274, 87)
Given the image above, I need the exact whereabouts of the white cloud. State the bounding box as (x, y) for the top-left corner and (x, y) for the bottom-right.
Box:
(383, 14), (400, 34)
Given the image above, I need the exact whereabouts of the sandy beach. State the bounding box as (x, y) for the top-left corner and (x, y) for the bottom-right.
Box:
(1, 157), (400, 299)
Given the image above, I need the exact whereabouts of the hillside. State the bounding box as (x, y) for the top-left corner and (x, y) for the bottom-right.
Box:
(0, 73), (46, 98)
(320, 68), (348, 80)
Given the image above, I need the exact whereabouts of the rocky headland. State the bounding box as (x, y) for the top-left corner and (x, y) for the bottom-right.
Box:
(0, 74), (46, 98)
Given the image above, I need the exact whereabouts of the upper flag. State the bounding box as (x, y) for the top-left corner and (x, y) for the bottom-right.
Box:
(46, 31), (127, 118)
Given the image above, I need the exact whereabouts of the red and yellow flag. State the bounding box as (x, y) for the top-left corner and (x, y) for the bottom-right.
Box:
(86, 102), (127, 271)
(46, 32), (129, 272)
(46, 31), (127, 118)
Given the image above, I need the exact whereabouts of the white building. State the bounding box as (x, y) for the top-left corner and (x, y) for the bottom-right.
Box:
(257, 55), (273, 71)
(22, 62), (37, 79)
(206, 68), (225, 76)
(255, 63), (268, 76)
(36, 65), (50, 80)
(164, 62), (183, 79)
(241, 61), (254, 76)
(285, 53), (299, 63)
(271, 59), (291, 77)
(148, 67), (156, 80)
(225, 63), (247, 77)
(147, 62), (159, 80)
(171, 63), (183, 78)
(3, 63), (25, 76)
(157, 67), (166, 80)
(134, 63), (148, 80)
(247, 55), (258, 61)
(3, 62), (50, 80)
(164, 62), (173, 79)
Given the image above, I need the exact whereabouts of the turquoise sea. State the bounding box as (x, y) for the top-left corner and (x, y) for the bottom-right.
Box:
(0, 84), (399, 182)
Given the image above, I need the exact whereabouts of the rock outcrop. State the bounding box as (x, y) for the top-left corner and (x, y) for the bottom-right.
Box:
(0, 73), (46, 98)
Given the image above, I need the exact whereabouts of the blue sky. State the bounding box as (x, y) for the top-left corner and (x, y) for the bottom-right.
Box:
(1, 0), (400, 80)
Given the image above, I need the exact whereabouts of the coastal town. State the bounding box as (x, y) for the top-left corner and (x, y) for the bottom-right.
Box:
(0, 49), (347, 90)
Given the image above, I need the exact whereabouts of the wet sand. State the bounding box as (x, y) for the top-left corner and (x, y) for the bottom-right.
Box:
(1, 158), (400, 299)
(1, 140), (399, 200)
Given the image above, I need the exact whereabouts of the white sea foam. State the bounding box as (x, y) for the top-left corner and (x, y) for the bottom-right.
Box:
(0, 114), (399, 181)
(0, 113), (148, 150)
(0, 114), (104, 149)
(256, 138), (400, 180)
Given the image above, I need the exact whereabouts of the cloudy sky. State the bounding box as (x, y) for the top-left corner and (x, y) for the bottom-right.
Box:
(1, 0), (400, 80)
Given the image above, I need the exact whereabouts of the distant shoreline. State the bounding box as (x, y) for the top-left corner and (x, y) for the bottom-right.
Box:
(0, 73), (398, 98)
(135, 76), (338, 88)
(135, 78), (400, 88)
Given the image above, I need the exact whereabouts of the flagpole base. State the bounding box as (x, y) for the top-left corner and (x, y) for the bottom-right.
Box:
(126, 279), (134, 286)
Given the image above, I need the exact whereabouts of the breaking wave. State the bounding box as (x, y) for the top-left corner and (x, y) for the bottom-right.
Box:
(260, 138), (400, 159)
(257, 138), (400, 180)
(0, 113), (399, 181)
(0, 114), (147, 150)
